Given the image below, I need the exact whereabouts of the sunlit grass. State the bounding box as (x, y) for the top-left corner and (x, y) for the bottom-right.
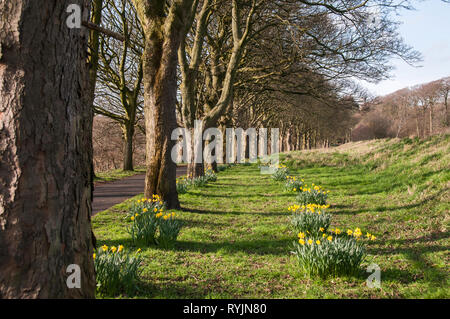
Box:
(92, 135), (449, 298)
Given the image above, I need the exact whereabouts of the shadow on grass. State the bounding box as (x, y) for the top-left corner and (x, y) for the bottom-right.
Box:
(135, 277), (232, 298)
(184, 192), (293, 199)
(331, 188), (446, 216)
(180, 207), (288, 217)
(97, 237), (292, 257)
(366, 232), (449, 288)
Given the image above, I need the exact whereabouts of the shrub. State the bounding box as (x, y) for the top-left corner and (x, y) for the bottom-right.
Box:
(157, 212), (183, 248)
(289, 204), (331, 238)
(94, 245), (143, 296)
(285, 176), (305, 192)
(271, 164), (289, 181)
(296, 183), (329, 205)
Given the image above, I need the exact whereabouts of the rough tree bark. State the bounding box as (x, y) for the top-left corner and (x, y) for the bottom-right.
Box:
(133, 0), (194, 208)
(0, 0), (95, 298)
(122, 117), (136, 171)
(178, 0), (210, 178)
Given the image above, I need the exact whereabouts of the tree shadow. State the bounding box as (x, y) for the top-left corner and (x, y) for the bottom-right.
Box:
(331, 189), (446, 216)
(135, 277), (233, 298)
(180, 207), (288, 217)
(98, 237), (292, 257)
(366, 232), (449, 288)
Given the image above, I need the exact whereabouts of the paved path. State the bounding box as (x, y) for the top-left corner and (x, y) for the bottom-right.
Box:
(92, 166), (187, 215)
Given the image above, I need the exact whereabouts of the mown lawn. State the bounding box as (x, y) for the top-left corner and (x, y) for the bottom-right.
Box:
(92, 137), (449, 299)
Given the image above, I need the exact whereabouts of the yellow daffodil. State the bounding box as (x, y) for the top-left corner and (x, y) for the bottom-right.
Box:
(118, 245), (124, 253)
(110, 246), (117, 253)
(101, 245), (108, 252)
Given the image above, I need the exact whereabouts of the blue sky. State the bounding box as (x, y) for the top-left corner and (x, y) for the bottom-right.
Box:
(361, 0), (450, 96)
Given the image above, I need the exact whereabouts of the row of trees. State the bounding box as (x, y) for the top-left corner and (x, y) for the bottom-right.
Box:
(0, 0), (426, 297)
(93, 0), (420, 182)
(353, 77), (450, 140)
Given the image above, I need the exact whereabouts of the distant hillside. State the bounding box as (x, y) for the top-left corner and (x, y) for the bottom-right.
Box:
(353, 77), (450, 141)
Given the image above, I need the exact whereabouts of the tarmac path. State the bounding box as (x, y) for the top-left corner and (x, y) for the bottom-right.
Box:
(92, 166), (187, 215)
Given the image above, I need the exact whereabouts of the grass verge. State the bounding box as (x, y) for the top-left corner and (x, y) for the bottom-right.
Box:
(92, 135), (449, 298)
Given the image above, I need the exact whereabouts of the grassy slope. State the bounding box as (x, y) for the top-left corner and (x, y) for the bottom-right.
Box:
(92, 135), (449, 298)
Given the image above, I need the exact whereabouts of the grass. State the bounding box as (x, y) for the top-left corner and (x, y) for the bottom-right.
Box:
(92, 135), (449, 298)
(94, 167), (146, 183)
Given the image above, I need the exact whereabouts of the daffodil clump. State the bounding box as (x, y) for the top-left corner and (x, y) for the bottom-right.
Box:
(289, 204), (332, 238)
(293, 235), (366, 278)
(127, 194), (165, 220)
(271, 163), (289, 181)
(293, 226), (377, 278)
(94, 245), (143, 296)
(127, 195), (183, 247)
(176, 176), (189, 194)
(127, 195), (164, 245)
(296, 183), (329, 205)
(284, 176), (305, 192)
(176, 169), (218, 192)
(158, 211), (183, 248)
(205, 169), (217, 182)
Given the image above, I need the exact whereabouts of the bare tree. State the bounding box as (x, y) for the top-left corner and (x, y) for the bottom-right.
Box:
(94, 0), (144, 171)
(132, 0), (196, 208)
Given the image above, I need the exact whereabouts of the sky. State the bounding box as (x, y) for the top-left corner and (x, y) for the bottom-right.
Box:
(360, 0), (450, 97)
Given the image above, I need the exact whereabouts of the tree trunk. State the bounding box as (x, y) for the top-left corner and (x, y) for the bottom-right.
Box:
(186, 127), (205, 178)
(444, 90), (449, 126)
(429, 106), (433, 136)
(415, 115), (420, 138)
(0, 0), (95, 298)
(134, 0), (194, 209)
(122, 122), (135, 171)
